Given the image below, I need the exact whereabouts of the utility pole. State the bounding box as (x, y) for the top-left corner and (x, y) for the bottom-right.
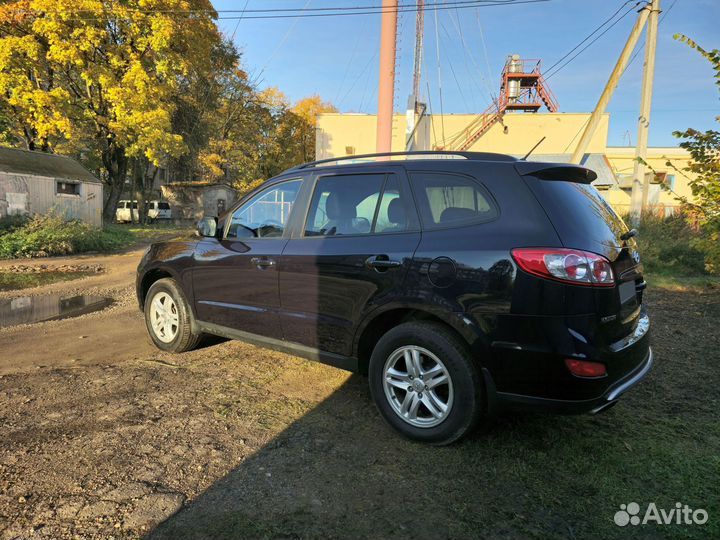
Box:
(630, 0), (660, 224)
(570, 3), (651, 164)
(376, 0), (398, 153)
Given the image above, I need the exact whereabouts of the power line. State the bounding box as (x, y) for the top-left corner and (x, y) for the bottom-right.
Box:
(622, 0), (677, 76)
(545, 1), (645, 80)
(254, 0), (313, 84)
(544, 1), (640, 75)
(43, 0), (546, 16)
(439, 18), (472, 112)
(448, 6), (491, 108)
(474, 7), (498, 104)
(433, 2), (446, 144)
(51, 0), (552, 22)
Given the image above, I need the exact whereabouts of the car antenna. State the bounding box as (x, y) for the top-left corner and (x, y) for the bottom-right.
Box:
(522, 136), (546, 160)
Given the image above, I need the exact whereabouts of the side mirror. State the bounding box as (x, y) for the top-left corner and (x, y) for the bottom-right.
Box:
(196, 216), (218, 238)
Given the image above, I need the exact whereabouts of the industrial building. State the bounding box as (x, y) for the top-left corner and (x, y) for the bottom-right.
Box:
(316, 110), (692, 216)
(323, 37), (695, 218)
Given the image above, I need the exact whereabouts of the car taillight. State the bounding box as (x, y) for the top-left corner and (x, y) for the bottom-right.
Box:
(565, 358), (607, 378)
(511, 248), (615, 287)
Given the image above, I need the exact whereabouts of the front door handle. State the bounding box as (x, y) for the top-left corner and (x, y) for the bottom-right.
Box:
(366, 255), (402, 271)
(251, 257), (276, 268)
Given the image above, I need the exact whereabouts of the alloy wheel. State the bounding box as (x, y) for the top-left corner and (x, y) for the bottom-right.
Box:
(382, 345), (454, 428)
(149, 291), (179, 343)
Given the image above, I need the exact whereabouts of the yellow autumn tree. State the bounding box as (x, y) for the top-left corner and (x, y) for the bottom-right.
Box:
(0, 0), (226, 221)
(290, 95), (337, 163)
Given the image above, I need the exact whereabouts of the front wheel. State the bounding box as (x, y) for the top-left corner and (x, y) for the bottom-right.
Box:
(368, 322), (484, 445)
(144, 278), (202, 353)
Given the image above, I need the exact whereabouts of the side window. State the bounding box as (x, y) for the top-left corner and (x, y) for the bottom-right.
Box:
(409, 172), (498, 229)
(305, 173), (406, 237)
(226, 179), (302, 239)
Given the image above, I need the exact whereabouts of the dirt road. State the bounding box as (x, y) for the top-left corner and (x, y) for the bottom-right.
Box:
(0, 247), (718, 539)
(0, 248), (155, 374)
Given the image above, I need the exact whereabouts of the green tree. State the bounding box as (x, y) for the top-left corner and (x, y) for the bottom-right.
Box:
(671, 35), (720, 272)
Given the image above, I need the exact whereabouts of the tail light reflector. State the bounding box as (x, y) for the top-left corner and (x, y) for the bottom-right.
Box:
(565, 358), (607, 378)
(511, 248), (615, 287)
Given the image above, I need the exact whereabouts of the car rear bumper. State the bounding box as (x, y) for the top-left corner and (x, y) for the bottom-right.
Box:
(493, 346), (653, 415)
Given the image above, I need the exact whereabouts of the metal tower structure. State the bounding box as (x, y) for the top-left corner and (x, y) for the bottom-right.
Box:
(406, 0), (426, 150)
(439, 55), (558, 151)
(412, 0), (425, 102)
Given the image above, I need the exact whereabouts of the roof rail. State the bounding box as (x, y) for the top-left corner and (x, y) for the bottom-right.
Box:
(285, 150), (517, 172)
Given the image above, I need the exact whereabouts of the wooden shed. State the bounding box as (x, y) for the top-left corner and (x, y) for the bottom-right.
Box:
(0, 147), (103, 227)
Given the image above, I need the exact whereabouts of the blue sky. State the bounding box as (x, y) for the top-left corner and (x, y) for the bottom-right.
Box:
(212, 0), (719, 147)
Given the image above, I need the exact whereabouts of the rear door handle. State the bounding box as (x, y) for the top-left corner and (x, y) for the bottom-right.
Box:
(366, 255), (402, 271)
(251, 257), (276, 268)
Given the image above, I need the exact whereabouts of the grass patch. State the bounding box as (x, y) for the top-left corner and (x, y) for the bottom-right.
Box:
(645, 273), (720, 291)
(0, 214), (186, 259)
(633, 214), (709, 277)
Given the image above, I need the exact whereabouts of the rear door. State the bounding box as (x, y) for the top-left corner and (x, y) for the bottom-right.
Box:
(522, 173), (644, 342)
(278, 168), (421, 356)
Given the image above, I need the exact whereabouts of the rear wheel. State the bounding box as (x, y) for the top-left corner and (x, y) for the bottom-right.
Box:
(144, 278), (202, 353)
(369, 321), (484, 445)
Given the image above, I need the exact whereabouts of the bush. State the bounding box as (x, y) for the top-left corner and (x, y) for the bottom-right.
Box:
(633, 212), (709, 276)
(0, 214), (29, 234)
(0, 214), (135, 258)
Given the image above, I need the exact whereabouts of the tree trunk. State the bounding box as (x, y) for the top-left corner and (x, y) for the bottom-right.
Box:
(131, 158), (143, 225)
(101, 144), (128, 224)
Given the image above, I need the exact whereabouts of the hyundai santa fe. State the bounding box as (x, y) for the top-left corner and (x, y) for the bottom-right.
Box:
(136, 151), (652, 444)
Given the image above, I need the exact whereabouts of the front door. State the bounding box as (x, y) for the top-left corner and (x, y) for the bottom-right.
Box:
(278, 170), (421, 356)
(192, 179), (303, 338)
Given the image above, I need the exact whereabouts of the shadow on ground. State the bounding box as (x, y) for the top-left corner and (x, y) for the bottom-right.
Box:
(145, 287), (720, 540)
(148, 374), (529, 539)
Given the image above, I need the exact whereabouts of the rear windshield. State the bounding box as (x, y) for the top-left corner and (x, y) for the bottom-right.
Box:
(527, 179), (628, 251)
(158, 202), (170, 210)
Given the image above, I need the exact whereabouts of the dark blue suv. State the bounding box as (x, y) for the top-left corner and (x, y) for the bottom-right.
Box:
(137, 151), (652, 444)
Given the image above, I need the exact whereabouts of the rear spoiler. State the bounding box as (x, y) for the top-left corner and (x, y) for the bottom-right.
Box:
(514, 161), (597, 184)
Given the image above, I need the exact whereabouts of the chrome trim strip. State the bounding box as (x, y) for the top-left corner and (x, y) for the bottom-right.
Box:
(606, 348), (653, 401)
(610, 313), (649, 352)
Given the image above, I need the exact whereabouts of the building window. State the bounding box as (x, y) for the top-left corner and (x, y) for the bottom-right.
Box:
(56, 181), (80, 196)
(667, 174), (676, 191)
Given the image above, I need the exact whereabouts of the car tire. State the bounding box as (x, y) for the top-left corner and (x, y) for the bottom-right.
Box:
(144, 278), (202, 353)
(369, 321), (484, 445)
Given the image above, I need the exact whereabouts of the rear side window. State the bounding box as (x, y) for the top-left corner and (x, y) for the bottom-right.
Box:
(305, 173), (408, 236)
(409, 172), (498, 229)
(527, 180), (627, 248)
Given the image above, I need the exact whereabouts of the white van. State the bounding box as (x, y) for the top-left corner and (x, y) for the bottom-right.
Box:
(116, 200), (172, 223)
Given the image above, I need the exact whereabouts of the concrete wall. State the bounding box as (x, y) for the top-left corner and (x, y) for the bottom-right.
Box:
(0, 172), (103, 227)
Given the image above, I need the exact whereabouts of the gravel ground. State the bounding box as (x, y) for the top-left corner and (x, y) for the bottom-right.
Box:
(0, 248), (718, 539)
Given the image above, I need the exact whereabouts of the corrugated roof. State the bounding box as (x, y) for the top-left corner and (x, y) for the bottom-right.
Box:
(0, 147), (100, 183)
